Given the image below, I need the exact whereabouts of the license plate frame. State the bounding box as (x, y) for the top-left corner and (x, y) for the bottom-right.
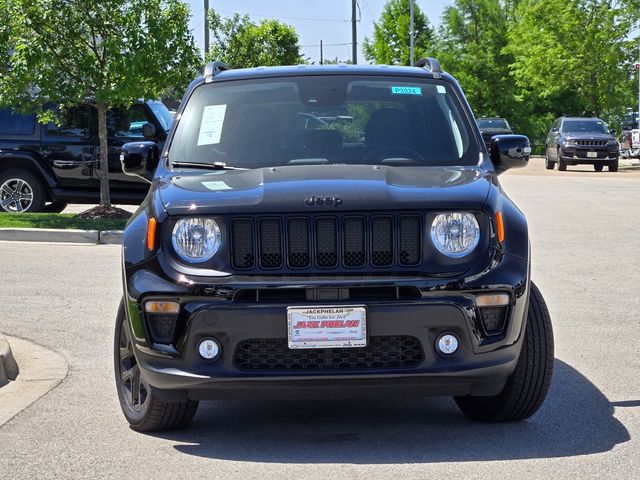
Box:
(287, 305), (367, 349)
(587, 151), (598, 158)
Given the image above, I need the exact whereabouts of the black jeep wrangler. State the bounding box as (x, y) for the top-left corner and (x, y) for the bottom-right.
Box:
(115, 59), (554, 432)
(0, 100), (172, 213)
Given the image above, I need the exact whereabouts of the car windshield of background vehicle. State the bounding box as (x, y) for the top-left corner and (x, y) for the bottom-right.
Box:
(477, 118), (510, 130)
(168, 76), (480, 169)
(148, 101), (174, 132)
(563, 120), (609, 134)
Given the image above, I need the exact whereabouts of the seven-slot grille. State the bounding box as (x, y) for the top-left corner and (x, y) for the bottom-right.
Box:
(229, 214), (422, 271)
(575, 139), (607, 146)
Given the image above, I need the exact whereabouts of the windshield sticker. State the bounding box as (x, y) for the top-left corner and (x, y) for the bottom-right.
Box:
(436, 85), (446, 94)
(202, 181), (232, 191)
(197, 104), (227, 146)
(391, 86), (422, 95)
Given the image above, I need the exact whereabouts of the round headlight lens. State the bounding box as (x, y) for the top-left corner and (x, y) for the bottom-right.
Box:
(171, 218), (222, 263)
(431, 212), (480, 258)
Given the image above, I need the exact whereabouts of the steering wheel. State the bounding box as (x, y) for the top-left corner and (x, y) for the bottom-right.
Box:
(363, 147), (425, 163)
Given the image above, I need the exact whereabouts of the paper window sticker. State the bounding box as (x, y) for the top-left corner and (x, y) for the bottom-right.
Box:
(197, 105), (227, 146)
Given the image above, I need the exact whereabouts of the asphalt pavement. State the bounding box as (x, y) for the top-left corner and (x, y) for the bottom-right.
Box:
(0, 158), (639, 479)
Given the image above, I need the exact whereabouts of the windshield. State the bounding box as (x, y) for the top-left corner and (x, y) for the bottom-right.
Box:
(148, 101), (174, 132)
(477, 118), (510, 130)
(562, 119), (608, 134)
(168, 75), (479, 169)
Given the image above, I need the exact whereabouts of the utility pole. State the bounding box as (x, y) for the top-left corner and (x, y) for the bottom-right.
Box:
(320, 40), (324, 65)
(409, 0), (415, 65)
(204, 0), (210, 58)
(351, 0), (357, 64)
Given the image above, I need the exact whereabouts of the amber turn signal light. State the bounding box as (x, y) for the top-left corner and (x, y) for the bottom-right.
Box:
(147, 217), (157, 251)
(495, 211), (504, 243)
(145, 301), (180, 314)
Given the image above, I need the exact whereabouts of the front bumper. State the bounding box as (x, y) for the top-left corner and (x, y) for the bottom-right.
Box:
(124, 253), (530, 401)
(560, 146), (618, 164)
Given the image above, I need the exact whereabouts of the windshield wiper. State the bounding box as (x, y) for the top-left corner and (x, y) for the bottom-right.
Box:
(171, 161), (248, 170)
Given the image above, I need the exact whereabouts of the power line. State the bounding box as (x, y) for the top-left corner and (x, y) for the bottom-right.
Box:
(300, 42), (352, 48)
(215, 9), (354, 23)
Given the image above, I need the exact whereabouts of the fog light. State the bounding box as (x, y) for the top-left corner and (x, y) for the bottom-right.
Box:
(436, 334), (459, 355)
(198, 338), (221, 360)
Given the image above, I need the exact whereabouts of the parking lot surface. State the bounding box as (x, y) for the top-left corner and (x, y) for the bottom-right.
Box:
(1, 158), (639, 479)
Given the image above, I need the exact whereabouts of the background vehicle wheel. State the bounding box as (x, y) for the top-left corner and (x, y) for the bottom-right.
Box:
(114, 300), (198, 432)
(593, 164), (604, 172)
(608, 160), (618, 172)
(454, 282), (554, 422)
(544, 154), (555, 170)
(43, 201), (68, 213)
(0, 169), (46, 213)
(557, 150), (567, 171)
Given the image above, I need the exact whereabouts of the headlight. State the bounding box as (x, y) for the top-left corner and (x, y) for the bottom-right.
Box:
(564, 139), (577, 146)
(171, 218), (222, 263)
(431, 212), (480, 258)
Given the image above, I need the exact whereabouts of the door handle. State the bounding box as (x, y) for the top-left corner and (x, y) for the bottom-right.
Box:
(53, 160), (82, 168)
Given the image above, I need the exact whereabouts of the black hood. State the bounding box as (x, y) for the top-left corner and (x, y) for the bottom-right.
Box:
(157, 164), (493, 216)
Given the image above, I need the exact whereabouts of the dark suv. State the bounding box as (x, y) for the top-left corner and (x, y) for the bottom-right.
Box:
(545, 116), (619, 172)
(115, 59), (554, 432)
(0, 100), (173, 213)
(477, 117), (513, 152)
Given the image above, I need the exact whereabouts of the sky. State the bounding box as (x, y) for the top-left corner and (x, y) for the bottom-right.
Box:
(185, 0), (453, 64)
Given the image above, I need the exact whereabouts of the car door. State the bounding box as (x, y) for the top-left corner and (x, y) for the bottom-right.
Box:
(96, 104), (160, 193)
(40, 105), (98, 189)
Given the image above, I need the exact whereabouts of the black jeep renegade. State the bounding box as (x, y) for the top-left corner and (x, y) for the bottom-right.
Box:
(115, 59), (554, 432)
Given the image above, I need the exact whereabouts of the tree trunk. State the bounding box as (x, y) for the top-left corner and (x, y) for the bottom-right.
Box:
(96, 101), (111, 207)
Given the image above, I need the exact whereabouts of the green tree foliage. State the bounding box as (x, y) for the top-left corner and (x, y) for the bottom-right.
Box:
(507, 0), (639, 121)
(435, 0), (514, 119)
(207, 10), (302, 67)
(0, 0), (201, 207)
(363, 0), (434, 65)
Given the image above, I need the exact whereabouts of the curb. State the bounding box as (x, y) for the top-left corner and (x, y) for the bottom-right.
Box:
(0, 335), (68, 427)
(0, 335), (19, 388)
(0, 228), (123, 244)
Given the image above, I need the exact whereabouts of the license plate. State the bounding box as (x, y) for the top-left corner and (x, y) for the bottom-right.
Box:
(287, 306), (367, 349)
(587, 151), (598, 158)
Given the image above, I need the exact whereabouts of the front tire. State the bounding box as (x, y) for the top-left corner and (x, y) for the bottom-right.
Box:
(454, 282), (554, 422)
(114, 300), (198, 432)
(557, 150), (567, 171)
(593, 164), (604, 172)
(608, 160), (618, 172)
(0, 169), (46, 213)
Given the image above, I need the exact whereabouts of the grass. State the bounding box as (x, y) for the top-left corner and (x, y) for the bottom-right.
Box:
(0, 213), (127, 230)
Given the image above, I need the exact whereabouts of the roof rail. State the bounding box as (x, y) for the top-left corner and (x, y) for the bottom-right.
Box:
(203, 61), (231, 83)
(414, 57), (442, 79)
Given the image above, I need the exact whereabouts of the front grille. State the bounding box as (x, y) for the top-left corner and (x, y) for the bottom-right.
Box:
(576, 139), (607, 147)
(234, 336), (424, 371)
(229, 213), (423, 272)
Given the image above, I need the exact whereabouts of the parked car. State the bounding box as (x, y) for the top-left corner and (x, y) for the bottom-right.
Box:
(544, 116), (619, 172)
(477, 117), (513, 152)
(115, 59), (554, 432)
(0, 100), (173, 213)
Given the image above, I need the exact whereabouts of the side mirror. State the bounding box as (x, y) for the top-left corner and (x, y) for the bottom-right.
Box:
(142, 122), (156, 139)
(120, 141), (159, 183)
(490, 134), (531, 174)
